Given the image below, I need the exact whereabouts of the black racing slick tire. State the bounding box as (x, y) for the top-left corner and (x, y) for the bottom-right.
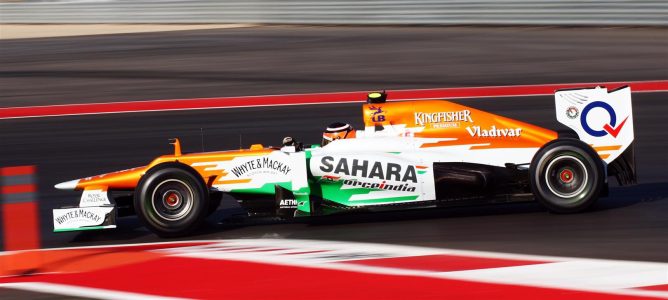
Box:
(134, 164), (210, 238)
(529, 139), (605, 214)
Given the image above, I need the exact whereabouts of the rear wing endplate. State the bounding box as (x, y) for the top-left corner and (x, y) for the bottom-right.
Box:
(555, 86), (636, 185)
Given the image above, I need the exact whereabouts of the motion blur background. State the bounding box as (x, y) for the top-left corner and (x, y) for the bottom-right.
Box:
(1, 0), (667, 260)
(1, 0), (667, 24)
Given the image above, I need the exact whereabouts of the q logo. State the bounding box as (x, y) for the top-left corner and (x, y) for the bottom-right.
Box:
(580, 101), (629, 138)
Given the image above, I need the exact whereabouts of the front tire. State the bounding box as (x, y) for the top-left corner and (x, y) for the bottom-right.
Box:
(530, 139), (605, 213)
(135, 164), (210, 237)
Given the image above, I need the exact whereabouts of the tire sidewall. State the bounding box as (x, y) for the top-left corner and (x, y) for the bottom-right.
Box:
(135, 164), (209, 237)
(530, 139), (604, 213)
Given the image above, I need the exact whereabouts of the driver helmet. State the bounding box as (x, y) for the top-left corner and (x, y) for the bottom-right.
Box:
(322, 122), (356, 146)
(282, 136), (296, 146)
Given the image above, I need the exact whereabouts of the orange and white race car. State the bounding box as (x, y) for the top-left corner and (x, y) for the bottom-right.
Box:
(53, 87), (636, 237)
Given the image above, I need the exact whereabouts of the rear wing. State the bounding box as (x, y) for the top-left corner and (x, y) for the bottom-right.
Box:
(555, 86), (636, 185)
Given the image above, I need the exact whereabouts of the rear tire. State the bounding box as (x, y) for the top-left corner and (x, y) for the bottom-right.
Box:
(530, 139), (604, 213)
(135, 164), (209, 237)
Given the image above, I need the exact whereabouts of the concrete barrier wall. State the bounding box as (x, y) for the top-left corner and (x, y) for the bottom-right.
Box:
(1, 0), (666, 25)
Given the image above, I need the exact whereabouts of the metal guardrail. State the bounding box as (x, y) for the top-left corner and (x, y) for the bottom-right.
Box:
(1, 0), (667, 25)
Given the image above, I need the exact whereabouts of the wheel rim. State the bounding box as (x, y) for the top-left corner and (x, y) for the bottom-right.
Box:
(544, 155), (589, 199)
(150, 179), (195, 221)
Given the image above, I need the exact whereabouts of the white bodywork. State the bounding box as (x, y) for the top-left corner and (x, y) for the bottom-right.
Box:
(310, 137), (541, 204)
(53, 206), (115, 232)
(555, 86), (634, 163)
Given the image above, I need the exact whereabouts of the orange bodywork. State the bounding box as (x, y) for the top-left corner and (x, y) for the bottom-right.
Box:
(363, 100), (557, 150)
(73, 147), (274, 191)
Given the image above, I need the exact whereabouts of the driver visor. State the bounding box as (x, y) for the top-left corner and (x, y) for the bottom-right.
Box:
(322, 130), (350, 146)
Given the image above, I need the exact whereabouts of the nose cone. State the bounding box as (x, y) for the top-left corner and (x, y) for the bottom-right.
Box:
(54, 179), (80, 190)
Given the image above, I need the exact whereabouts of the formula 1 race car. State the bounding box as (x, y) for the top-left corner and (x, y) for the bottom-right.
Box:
(53, 86), (636, 237)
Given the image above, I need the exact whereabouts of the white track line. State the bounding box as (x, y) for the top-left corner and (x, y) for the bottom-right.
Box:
(0, 282), (191, 300)
(444, 260), (668, 290)
(3, 239), (668, 299)
(161, 239), (668, 299)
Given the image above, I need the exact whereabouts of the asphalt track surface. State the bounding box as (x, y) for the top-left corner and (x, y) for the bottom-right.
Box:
(1, 26), (667, 107)
(1, 26), (667, 263)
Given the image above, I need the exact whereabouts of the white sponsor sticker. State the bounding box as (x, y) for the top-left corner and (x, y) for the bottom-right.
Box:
(79, 189), (112, 207)
(53, 206), (114, 231)
(414, 110), (473, 126)
(466, 125), (522, 137)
